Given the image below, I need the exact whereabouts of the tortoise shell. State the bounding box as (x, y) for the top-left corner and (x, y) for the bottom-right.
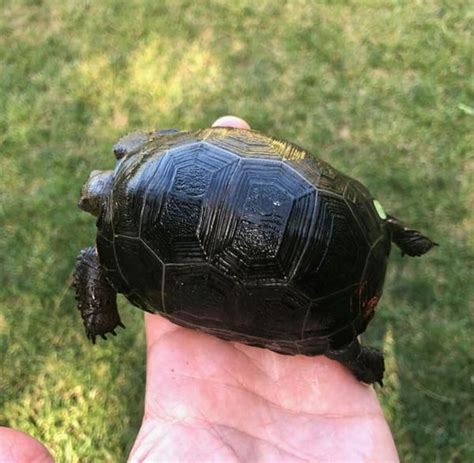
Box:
(95, 127), (391, 355)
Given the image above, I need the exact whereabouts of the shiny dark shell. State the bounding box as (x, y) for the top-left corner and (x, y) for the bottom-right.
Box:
(96, 128), (390, 355)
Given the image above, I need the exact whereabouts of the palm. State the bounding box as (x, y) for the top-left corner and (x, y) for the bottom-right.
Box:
(129, 314), (398, 462)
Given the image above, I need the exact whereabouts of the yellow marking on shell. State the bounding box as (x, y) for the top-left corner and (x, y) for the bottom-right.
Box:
(270, 139), (306, 160)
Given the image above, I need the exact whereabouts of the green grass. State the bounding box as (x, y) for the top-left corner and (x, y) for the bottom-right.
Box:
(1, 0), (472, 461)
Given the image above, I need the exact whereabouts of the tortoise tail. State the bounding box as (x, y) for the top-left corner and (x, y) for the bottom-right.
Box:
(386, 215), (439, 257)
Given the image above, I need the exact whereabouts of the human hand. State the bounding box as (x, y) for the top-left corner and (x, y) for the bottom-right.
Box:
(129, 313), (398, 462)
(0, 116), (398, 462)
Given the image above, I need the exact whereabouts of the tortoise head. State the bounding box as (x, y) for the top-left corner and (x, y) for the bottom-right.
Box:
(78, 129), (180, 216)
(78, 170), (113, 216)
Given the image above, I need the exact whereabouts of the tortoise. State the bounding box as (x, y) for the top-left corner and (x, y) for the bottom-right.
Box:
(73, 127), (437, 385)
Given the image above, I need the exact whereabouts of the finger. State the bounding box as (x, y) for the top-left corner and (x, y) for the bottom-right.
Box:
(0, 427), (53, 463)
(212, 115), (251, 129)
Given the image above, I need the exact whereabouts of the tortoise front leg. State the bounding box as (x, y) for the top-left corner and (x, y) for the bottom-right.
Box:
(73, 247), (124, 343)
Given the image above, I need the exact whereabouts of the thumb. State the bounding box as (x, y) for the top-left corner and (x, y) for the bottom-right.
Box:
(0, 427), (53, 463)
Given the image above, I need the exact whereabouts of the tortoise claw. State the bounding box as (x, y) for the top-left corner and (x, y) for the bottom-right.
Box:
(118, 322), (126, 329)
(86, 324), (123, 344)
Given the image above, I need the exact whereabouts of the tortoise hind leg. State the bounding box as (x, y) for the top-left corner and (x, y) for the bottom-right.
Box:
(326, 340), (385, 386)
(386, 215), (438, 257)
(73, 247), (124, 343)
